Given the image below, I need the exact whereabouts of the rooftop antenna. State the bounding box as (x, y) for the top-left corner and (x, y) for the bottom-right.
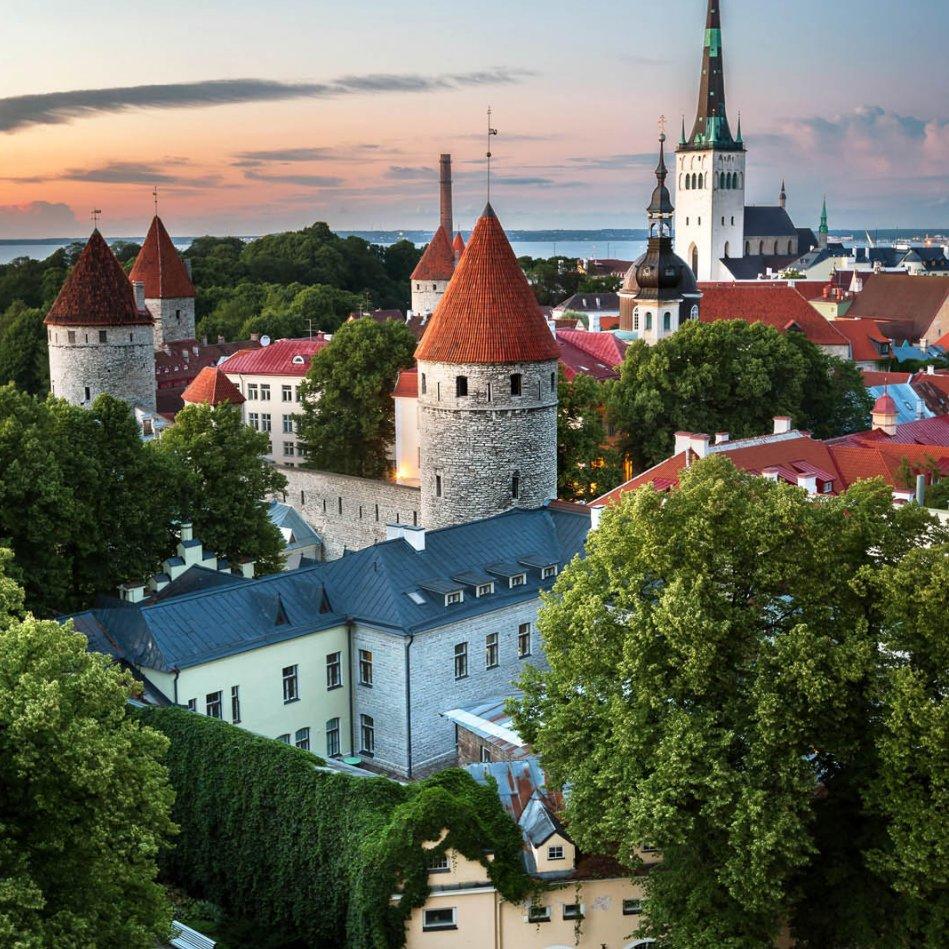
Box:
(486, 106), (498, 203)
(90, 208), (102, 231)
(153, 186), (159, 216)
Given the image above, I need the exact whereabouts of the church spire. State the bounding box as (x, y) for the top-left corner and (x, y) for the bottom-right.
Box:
(685, 1), (741, 151)
(818, 196), (829, 248)
(779, 180), (787, 209)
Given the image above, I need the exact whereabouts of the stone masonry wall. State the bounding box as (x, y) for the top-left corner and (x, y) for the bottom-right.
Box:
(417, 359), (558, 529)
(146, 297), (196, 348)
(48, 322), (156, 412)
(411, 279), (448, 318)
(279, 466), (421, 560)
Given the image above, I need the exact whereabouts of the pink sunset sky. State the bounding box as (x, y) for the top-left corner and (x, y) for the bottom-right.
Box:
(0, 0), (946, 237)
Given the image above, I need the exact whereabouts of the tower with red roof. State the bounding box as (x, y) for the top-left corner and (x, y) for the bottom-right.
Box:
(45, 230), (157, 412)
(129, 216), (196, 347)
(415, 204), (560, 529)
(410, 155), (459, 318)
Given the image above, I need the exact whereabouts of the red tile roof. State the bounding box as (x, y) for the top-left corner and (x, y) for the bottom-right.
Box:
(411, 225), (456, 281)
(698, 283), (849, 347)
(452, 231), (466, 260)
(873, 392), (897, 415)
(846, 274), (949, 341)
(181, 366), (246, 406)
(220, 337), (329, 376)
(415, 204), (561, 365)
(935, 331), (949, 350)
(45, 230), (153, 327)
(832, 318), (891, 362)
(556, 329), (628, 380)
(832, 414), (949, 449)
(788, 280), (832, 301)
(861, 370), (911, 387)
(129, 216), (195, 299)
(392, 368), (419, 398)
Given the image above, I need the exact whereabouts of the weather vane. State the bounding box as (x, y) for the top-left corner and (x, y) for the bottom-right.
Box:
(91, 209), (102, 230)
(153, 186), (159, 216)
(658, 114), (667, 136)
(486, 106), (498, 203)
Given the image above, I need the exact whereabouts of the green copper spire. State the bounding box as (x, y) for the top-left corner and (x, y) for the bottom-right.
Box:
(680, 114), (687, 146)
(819, 196), (829, 234)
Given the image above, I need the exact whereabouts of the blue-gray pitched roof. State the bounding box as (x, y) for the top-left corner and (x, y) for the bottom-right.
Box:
(65, 504), (590, 671)
(268, 499), (322, 553)
(744, 205), (798, 238)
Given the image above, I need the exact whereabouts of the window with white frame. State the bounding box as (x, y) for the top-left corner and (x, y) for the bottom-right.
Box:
(260, 413), (272, 432)
(247, 383), (258, 400)
(186, 698), (196, 712)
(282, 664), (299, 703)
(480, 746), (493, 763)
(541, 565), (558, 580)
(248, 412), (260, 430)
(360, 714), (375, 755)
(510, 573), (526, 588)
(527, 905), (550, 923)
(277, 733), (290, 743)
(623, 899), (643, 915)
(230, 685), (241, 724)
(294, 727), (310, 750)
(206, 691), (222, 718)
(485, 632), (499, 669)
(359, 649), (373, 686)
(454, 642), (468, 679)
(445, 590), (463, 606)
(326, 717), (340, 757)
(476, 582), (494, 597)
(427, 853), (450, 873)
(326, 651), (342, 689)
(282, 414), (295, 434)
(562, 904), (583, 920)
(260, 384), (271, 400)
(518, 622), (532, 658)
(282, 384), (292, 402)
(422, 907), (456, 932)
(283, 442), (295, 456)
(547, 844), (564, 861)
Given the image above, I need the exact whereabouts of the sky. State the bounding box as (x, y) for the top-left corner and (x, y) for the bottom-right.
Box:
(0, 0), (946, 237)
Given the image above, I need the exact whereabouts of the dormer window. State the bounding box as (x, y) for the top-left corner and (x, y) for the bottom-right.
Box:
(476, 582), (494, 597)
(445, 591), (463, 606)
(541, 565), (558, 580)
(510, 573), (526, 588)
(292, 355), (305, 366)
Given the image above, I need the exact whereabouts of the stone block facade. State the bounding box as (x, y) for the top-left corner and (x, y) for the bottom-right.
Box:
(145, 296), (195, 348)
(411, 279), (449, 318)
(417, 359), (558, 529)
(48, 322), (156, 412)
(279, 466), (421, 560)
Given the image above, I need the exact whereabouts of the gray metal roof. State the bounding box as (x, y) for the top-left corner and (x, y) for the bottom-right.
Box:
(268, 500), (322, 553)
(744, 205), (798, 238)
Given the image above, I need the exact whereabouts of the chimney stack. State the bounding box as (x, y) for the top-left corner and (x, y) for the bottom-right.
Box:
(133, 280), (146, 311)
(439, 154), (453, 237)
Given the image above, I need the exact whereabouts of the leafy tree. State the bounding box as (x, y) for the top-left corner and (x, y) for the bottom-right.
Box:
(556, 369), (621, 501)
(157, 403), (287, 574)
(608, 320), (870, 470)
(0, 550), (176, 946)
(298, 318), (416, 478)
(925, 477), (949, 509)
(513, 457), (946, 948)
(0, 302), (49, 395)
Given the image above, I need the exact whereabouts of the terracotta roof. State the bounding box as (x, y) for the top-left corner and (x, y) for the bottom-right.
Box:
(129, 216), (195, 299)
(392, 368), (419, 399)
(181, 366), (246, 406)
(935, 331), (949, 350)
(846, 274), (949, 341)
(698, 283), (849, 347)
(831, 318), (891, 362)
(831, 414), (949, 449)
(220, 336), (328, 377)
(415, 205), (561, 365)
(557, 329), (628, 381)
(45, 230), (153, 327)
(873, 393), (897, 415)
(861, 370), (911, 387)
(411, 225), (456, 281)
(452, 231), (466, 260)
(788, 280), (832, 301)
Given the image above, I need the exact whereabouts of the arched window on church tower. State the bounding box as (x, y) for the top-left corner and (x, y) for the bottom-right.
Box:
(758, 241), (764, 254)
(698, 173), (704, 189)
(745, 241), (750, 255)
(663, 312), (671, 331)
(645, 312), (653, 331)
(724, 241), (730, 258)
(720, 171), (726, 190)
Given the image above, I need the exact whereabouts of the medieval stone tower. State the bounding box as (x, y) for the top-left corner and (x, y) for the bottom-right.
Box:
(46, 230), (157, 412)
(129, 215), (196, 347)
(415, 204), (560, 530)
(674, 0), (746, 282)
(410, 154), (460, 317)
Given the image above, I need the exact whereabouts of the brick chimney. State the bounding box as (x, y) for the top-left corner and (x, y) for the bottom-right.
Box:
(439, 154), (453, 237)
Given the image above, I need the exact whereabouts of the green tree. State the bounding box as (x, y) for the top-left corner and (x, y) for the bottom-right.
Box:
(0, 551), (176, 947)
(158, 403), (287, 574)
(0, 302), (49, 395)
(608, 320), (870, 470)
(298, 318), (416, 478)
(513, 457), (946, 948)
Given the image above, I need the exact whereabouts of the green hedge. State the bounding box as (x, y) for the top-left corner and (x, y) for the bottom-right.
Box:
(138, 706), (532, 947)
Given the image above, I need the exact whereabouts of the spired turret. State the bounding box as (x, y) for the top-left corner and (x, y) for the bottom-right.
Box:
(45, 230), (156, 412)
(415, 204), (560, 529)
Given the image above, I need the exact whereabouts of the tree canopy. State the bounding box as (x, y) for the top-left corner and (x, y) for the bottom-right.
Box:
(607, 320), (873, 470)
(513, 457), (947, 947)
(156, 402), (287, 574)
(0, 550), (176, 947)
(0, 302), (49, 396)
(298, 318), (416, 479)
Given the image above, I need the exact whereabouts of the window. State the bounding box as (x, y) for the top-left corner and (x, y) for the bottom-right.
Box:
(186, 698), (196, 712)
(512, 470), (520, 499)
(277, 733), (291, 744)
(98, 330), (107, 343)
(644, 312), (653, 331)
(282, 384), (292, 402)
(326, 717), (340, 757)
(527, 905), (551, 923)
(663, 312), (672, 331)
(640, 844), (660, 853)
(510, 373), (522, 396)
(283, 442), (295, 457)
(230, 685), (241, 724)
(260, 384), (271, 400)
(518, 622), (532, 658)
(547, 844), (565, 860)
(476, 583), (494, 597)
(454, 642), (468, 680)
(435, 474), (443, 498)
(455, 375), (468, 397)
(427, 853), (450, 873)
(422, 908), (456, 932)
(282, 665), (299, 703)
(360, 714), (375, 755)
(445, 591), (463, 606)
(206, 691), (222, 718)
(420, 373), (427, 395)
(83, 386), (91, 402)
(623, 899), (643, 916)
(247, 383), (258, 400)
(633, 313), (639, 331)
(541, 565), (558, 580)
(563, 904), (583, 920)
(260, 413), (272, 432)
(175, 309), (181, 322)
(550, 371), (556, 392)
(485, 632), (499, 669)
(510, 573), (526, 588)
(690, 305), (700, 321)
(326, 652), (342, 689)
(295, 727), (310, 750)
(248, 412), (260, 430)
(282, 414), (294, 434)
(480, 746), (493, 763)
(359, 649), (373, 686)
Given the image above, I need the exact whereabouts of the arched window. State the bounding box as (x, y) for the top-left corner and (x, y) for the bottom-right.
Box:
(684, 176), (690, 190)
(633, 313), (640, 331)
(663, 312), (671, 331)
(698, 173), (704, 189)
(645, 312), (653, 330)
(745, 241), (751, 255)
(720, 171), (726, 190)
(724, 241), (730, 258)
(690, 245), (698, 275)
(788, 240), (794, 254)
(758, 241), (764, 254)
(691, 173), (697, 189)
(690, 304), (699, 321)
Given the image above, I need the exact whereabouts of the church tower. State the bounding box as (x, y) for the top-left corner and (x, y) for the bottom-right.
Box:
(415, 204), (560, 530)
(818, 196), (829, 249)
(129, 215), (196, 348)
(46, 231), (156, 412)
(674, 0), (746, 282)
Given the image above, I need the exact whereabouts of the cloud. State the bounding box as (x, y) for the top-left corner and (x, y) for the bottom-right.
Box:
(243, 169), (344, 188)
(0, 201), (80, 238)
(567, 153), (657, 170)
(385, 165), (438, 181)
(493, 176), (582, 188)
(232, 144), (387, 167)
(2, 160), (220, 188)
(0, 70), (534, 134)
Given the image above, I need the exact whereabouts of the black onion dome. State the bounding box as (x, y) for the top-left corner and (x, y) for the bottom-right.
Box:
(621, 253), (646, 294)
(634, 243), (697, 301)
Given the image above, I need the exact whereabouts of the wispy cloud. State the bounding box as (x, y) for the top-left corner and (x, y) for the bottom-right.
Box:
(0, 200), (80, 237)
(567, 153), (657, 170)
(385, 165), (438, 181)
(232, 144), (388, 168)
(2, 160), (221, 188)
(243, 169), (344, 188)
(0, 70), (534, 134)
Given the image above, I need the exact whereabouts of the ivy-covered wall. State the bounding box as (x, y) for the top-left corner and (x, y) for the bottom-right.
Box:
(138, 706), (532, 947)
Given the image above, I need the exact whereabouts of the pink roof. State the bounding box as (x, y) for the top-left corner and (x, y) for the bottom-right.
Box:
(873, 393), (898, 415)
(220, 337), (328, 377)
(556, 330), (628, 381)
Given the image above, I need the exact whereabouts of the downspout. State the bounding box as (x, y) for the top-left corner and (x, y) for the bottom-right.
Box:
(346, 619), (355, 757)
(172, 667), (180, 705)
(405, 634), (415, 779)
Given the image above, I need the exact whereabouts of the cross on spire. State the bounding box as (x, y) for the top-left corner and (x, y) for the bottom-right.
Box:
(153, 186), (159, 216)
(90, 209), (102, 230)
(486, 106), (498, 203)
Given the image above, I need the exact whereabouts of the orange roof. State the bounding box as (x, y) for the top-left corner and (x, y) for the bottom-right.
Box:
(862, 369), (911, 387)
(411, 225), (456, 281)
(45, 230), (153, 327)
(832, 318), (891, 362)
(130, 216), (195, 299)
(846, 273), (949, 340)
(698, 283), (849, 347)
(415, 204), (561, 365)
(452, 231), (466, 259)
(181, 366), (245, 406)
(873, 392), (897, 415)
(392, 368), (419, 398)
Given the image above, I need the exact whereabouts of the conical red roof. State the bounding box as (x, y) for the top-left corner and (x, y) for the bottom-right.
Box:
(45, 231), (153, 327)
(452, 231), (466, 260)
(411, 225), (456, 281)
(181, 366), (246, 406)
(873, 393), (897, 416)
(130, 216), (195, 299)
(415, 204), (560, 365)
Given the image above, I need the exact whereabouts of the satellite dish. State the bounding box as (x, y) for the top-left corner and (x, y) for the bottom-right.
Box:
(260, 335), (271, 347)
